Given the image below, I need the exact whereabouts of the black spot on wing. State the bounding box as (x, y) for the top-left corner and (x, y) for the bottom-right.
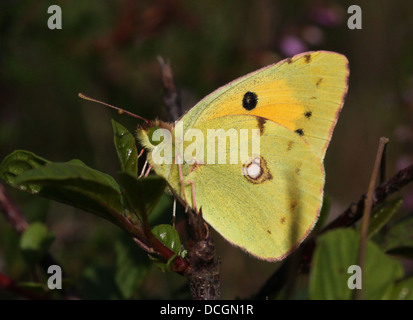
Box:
(316, 78), (323, 88)
(290, 200), (299, 211)
(295, 128), (304, 136)
(304, 111), (312, 119)
(242, 91), (258, 111)
(257, 117), (266, 135)
(295, 162), (302, 175)
(304, 54), (312, 63)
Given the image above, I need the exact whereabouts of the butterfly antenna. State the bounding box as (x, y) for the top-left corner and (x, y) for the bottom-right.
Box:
(78, 93), (149, 124)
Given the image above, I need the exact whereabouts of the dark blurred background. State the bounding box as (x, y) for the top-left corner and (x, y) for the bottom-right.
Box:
(1, 0), (413, 299)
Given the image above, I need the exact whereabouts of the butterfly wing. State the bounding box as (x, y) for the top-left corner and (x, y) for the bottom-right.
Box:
(181, 51), (349, 161)
(179, 115), (324, 261)
(140, 51), (348, 260)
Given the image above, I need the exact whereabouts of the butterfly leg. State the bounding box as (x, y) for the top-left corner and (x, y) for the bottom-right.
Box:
(176, 155), (207, 235)
(172, 198), (177, 227)
(143, 164), (153, 177)
(176, 155), (200, 215)
(187, 179), (209, 237)
(136, 149), (145, 177)
(176, 154), (190, 212)
(187, 180), (199, 214)
(138, 159), (148, 178)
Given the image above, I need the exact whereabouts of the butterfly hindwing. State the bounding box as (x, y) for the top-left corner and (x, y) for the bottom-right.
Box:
(179, 115), (324, 261)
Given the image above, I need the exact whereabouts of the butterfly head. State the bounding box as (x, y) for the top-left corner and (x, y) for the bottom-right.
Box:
(137, 119), (174, 150)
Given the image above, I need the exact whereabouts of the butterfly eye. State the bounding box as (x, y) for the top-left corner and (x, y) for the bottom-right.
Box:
(148, 126), (163, 146)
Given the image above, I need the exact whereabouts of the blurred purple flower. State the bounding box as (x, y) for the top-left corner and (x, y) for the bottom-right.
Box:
(309, 4), (344, 27)
(279, 35), (308, 56)
(394, 125), (413, 144)
(395, 156), (413, 173)
(301, 25), (324, 46)
(402, 188), (413, 212)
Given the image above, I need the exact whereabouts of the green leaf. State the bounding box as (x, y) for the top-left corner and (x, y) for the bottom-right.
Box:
(382, 215), (413, 253)
(309, 228), (404, 300)
(10, 159), (124, 224)
(151, 224), (181, 256)
(114, 235), (151, 299)
(111, 119), (138, 174)
(79, 265), (122, 300)
(20, 222), (55, 265)
(151, 224), (182, 271)
(17, 282), (46, 292)
(0, 150), (49, 192)
(389, 277), (413, 300)
(148, 194), (174, 225)
(118, 171), (166, 220)
(368, 198), (403, 238)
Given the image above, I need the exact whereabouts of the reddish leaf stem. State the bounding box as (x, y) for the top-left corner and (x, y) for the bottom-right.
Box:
(0, 183), (29, 233)
(0, 272), (44, 300)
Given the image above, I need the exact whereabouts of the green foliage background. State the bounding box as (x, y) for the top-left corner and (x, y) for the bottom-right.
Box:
(1, 0), (413, 299)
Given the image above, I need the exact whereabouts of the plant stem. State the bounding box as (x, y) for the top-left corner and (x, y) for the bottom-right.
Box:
(257, 150), (413, 300)
(0, 272), (44, 300)
(157, 59), (220, 299)
(157, 56), (182, 122)
(0, 183), (29, 233)
(354, 137), (389, 300)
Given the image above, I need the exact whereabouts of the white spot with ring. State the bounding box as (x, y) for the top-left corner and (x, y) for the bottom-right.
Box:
(243, 157), (262, 179)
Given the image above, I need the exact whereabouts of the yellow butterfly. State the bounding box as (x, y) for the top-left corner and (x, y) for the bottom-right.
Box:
(137, 51), (349, 261)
